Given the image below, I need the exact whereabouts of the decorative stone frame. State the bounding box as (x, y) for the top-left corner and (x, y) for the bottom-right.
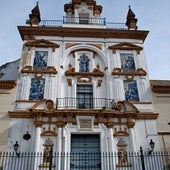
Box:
(76, 116), (95, 130)
(65, 50), (104, 78)
(109, 42), (147, 77)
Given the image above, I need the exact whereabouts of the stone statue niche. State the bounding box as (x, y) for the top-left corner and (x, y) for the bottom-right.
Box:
(39, 138), (55, 168)
(116, 138), (131, 167)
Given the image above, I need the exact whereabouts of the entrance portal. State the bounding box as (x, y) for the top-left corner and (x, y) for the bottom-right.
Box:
(70, 134), (101, 170)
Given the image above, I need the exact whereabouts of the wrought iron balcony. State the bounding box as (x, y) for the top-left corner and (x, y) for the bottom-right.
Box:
(37, 17), (127, 30)
(56, 98), (115, 110)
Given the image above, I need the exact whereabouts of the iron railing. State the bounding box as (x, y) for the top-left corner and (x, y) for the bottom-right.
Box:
(37, 17), (127, 29)
(63, 16), (106, 26)
(56, 98), (115, 109)
(0, 150), (170, 170)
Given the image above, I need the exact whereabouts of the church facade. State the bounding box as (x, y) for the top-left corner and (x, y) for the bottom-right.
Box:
(7, 0), (160, 169)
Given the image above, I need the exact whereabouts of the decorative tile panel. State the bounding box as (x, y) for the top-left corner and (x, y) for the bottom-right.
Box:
(120, 53), (135, 72)
(33, 51), (48, 69)
(124, 80), (139, 101)
(29, 78), (45, 100)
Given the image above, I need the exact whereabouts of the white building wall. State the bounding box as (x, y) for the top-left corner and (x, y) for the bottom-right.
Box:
(8, 33), (158, 154)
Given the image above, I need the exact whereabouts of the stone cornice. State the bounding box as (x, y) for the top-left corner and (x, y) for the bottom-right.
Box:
(108, 42), (143, 54)
(65, 71), (104, 77)
(9, 100), (158, 129)
(0, 80), (17, 89)
(158, 132), (170, 135)
(9, 109), (158, 120)
(8, 109), (158, 129)
(112, 67), (147, 77)
(21, 66), (58, 75)
(151, 87), (170, 93)
(135, 112), (159, 119)
(25, 39), (60, 51)
(150, 80), (170, 93)
(18, 26), (148, 42)
(129, 101), (152, 104)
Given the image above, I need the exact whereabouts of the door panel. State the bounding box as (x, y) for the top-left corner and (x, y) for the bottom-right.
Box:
(71, 134), (101, 170)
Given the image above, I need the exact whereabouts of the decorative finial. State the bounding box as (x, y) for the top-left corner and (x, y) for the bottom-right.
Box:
(28, 1), (41, 26)
(37, 1), (39, 6)
(126, 6), (138, 30)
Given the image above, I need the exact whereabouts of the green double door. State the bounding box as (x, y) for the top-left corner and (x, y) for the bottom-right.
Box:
(70, 134), (101, 170)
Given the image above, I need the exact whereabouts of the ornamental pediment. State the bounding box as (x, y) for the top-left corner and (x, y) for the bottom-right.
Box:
(21, 65), (58, 75)
(112, 67), (147, 77)
(25, 39), (60, 51)
(115, 100), (139, 113)
(65, 63), (104, 77)
(31, 99), (54, 111)
(108, 42), (143, 54)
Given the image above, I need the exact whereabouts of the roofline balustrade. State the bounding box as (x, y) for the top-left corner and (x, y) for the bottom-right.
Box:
(28, 17), (127, 29)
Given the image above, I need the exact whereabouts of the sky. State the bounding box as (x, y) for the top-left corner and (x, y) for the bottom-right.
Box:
(0, 0), (170, 80)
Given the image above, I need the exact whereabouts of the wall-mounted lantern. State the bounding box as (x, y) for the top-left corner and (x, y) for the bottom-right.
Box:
(148, 139), (155, 155)
(13, 141), (20, 157)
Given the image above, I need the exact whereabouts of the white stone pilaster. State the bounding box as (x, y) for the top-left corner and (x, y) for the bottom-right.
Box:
(44, 77), (49, 98)
(108, 128), (114, 152)
(129, 128), (137, 152)
(48, 48), (53, 65)
(56, 128), (62, 170)
(34, 127), (41, 153)
(20, 74), (28, 100)
(34, 127), (41, 170)
(139, 77), (146, 101)
(113, 78), (124, 101)
(48, 75), (55, 100)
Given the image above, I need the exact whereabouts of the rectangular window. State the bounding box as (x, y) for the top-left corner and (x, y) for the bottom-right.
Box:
(33, 51), (48, 69)
(79, 13), (89, 24)
(120, 53), (135, 72)
(124, 80), (139, 101)
(77, 85), (93, 109)
(29, 78), (45, 100)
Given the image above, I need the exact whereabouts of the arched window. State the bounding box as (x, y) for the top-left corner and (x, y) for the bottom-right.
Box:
(79, 54), (90, 72)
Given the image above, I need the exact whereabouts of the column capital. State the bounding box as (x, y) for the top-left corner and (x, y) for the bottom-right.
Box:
(34, 113), (43, 127)
(127, 117), (135, 128)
